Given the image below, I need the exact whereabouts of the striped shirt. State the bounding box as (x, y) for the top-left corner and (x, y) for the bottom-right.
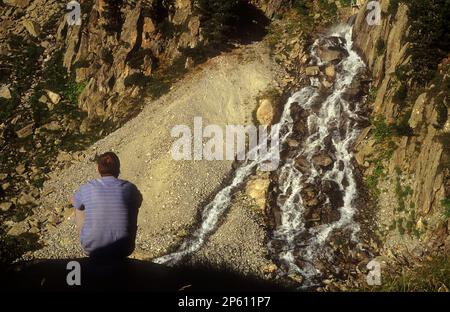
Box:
(73, 176), (142, 257)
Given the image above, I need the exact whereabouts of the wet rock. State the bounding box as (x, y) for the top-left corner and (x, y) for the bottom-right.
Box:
(312, 151), (334, 168)
(305, 66), (320, 76)
(0, 85), (12, 99)
(322, 180), (343, 210)
(325, 65), (336, 78)
(318, 48), (345, 63)
(294, 156), (310, 174)
(256, 98), (276, 125)
(286, 138), (300, 148)
(321, 79), (333, 89)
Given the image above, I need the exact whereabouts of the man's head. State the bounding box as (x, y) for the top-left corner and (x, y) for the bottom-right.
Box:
(97, 152), (120, 178)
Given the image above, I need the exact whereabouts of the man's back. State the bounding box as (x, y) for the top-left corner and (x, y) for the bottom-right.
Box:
(73, 176), (142, 258)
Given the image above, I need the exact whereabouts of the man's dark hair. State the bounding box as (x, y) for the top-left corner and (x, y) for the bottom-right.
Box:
(97, 152), (120, 177)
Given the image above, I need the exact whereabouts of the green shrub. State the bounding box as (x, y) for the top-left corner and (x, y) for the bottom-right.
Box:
(373, 117), (393, 144)
(406, 0), (450, 86)
(196, 0), (242, 46)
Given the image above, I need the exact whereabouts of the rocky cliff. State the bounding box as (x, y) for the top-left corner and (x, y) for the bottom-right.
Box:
(352, 0), (449, 264)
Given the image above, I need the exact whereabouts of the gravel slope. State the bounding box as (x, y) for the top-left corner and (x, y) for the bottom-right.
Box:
(24, 43), (283, 275)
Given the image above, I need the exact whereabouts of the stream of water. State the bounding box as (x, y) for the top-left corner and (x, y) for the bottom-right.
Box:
(154, 24), (366, 286)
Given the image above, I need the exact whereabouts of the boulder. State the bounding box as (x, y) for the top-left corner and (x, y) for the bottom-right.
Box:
(256, 98), (276, 125)
(312, 151), (333, 168)
(245, 175), (270, 211)
(325, 65), (336, 78)
(318, 49), (341, 63)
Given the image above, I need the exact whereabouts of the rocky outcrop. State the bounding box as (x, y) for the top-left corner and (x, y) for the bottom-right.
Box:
(352, 0), (450, 255)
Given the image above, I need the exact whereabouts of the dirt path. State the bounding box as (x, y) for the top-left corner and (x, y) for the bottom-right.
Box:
(25, 42), (283, 275)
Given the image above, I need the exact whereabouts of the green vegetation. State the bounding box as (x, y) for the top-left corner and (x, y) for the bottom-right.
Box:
(292, 0), (338, 23)
(406, 0), (450, 86)
(369, 87), (377, 102)
(367, 255), (450, 291)
(373, 117), (393, 144)
(196, 0), (242, 47)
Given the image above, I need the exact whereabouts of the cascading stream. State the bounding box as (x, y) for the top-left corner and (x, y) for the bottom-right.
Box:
(154, 24), (367, 286)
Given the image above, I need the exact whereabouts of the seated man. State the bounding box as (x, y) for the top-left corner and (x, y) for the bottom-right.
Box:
(73, 152), (142, 260)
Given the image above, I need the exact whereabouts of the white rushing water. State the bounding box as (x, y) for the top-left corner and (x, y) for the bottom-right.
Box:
(268, 24), (366, 286)
(154, 24), (366, 285)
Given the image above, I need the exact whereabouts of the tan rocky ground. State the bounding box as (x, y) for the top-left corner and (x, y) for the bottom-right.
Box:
(23, 42), (285, 275)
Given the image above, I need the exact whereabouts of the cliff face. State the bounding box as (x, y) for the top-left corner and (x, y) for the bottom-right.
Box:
(59, 0), (202, 121)
(352, 0), (450, 257)
(58, 0), (284, 122)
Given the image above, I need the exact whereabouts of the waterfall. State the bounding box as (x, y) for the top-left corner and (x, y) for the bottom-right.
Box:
(154, 24), (367, 286)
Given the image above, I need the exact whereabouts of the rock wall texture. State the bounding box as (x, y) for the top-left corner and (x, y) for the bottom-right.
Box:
(352, 0), (450, 257)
